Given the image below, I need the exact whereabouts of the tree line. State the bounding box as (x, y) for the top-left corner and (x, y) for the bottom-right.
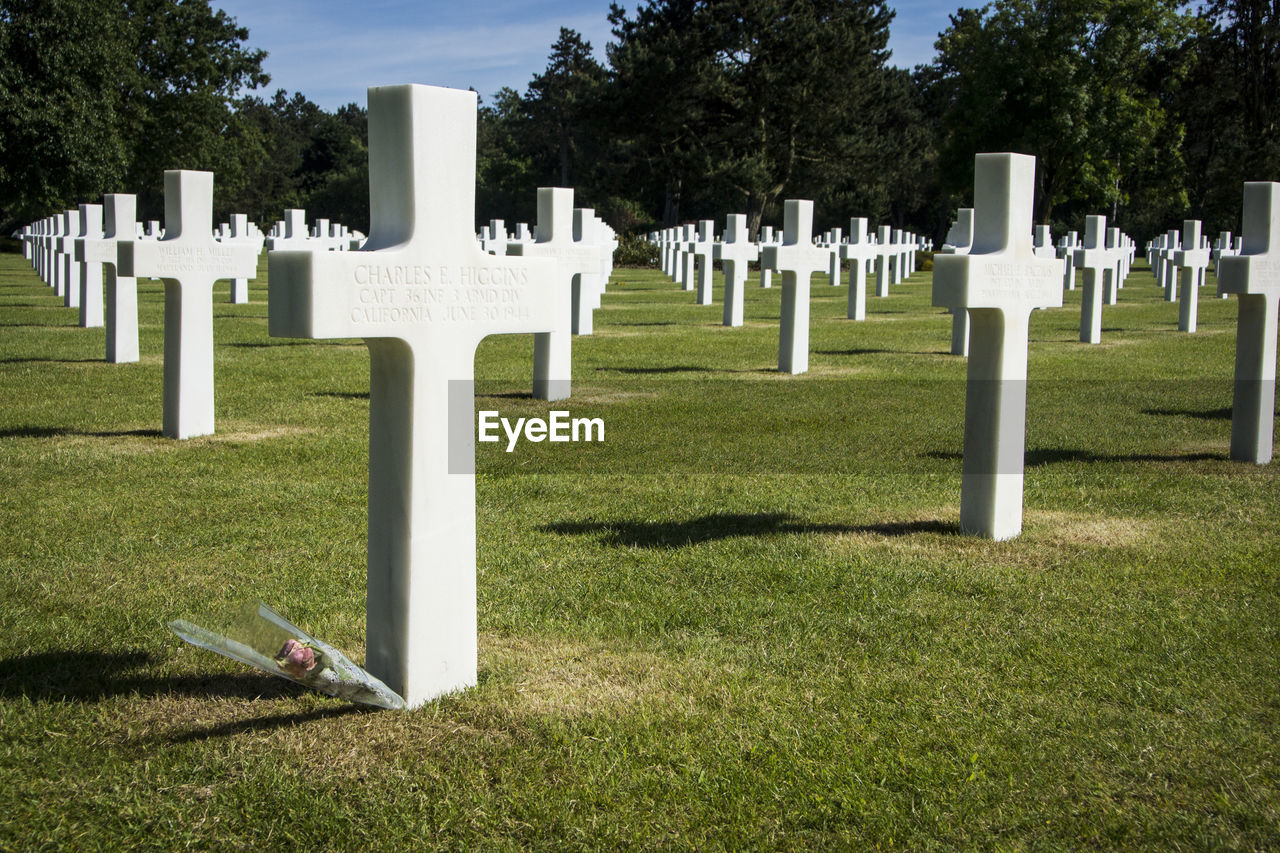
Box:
(0, 0), (1275, 246)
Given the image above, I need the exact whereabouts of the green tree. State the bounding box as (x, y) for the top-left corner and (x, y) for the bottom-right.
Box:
(0, 0), (266, 230)
(1178, 0), (1280, 233)
(608, 0), (899, 235)
(477, 87), (538, 228)
(930, 0), (1196, 236)
(524, 28), (606, 189)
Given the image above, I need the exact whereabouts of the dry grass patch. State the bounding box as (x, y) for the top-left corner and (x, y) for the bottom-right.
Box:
(481, 633), (691, 719)
(90, 633), (701, 776)
(1021, 509), (1156, 549)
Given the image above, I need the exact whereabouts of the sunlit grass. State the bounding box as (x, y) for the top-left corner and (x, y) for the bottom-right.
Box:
(1, 250), (1276, 849)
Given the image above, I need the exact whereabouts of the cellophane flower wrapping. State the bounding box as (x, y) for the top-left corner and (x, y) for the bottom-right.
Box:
(168, 601), (406, 710)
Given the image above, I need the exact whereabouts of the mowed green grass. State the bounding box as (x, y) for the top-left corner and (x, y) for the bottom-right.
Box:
(1, 247), (1277, 850)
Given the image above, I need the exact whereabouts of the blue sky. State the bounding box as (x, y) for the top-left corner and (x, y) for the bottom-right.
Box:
(212, 0), (957, 112)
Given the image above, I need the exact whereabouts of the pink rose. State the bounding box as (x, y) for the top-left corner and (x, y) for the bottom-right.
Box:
(276, 638), (316, 678)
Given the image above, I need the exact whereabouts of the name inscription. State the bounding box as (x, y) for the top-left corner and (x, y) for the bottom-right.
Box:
(349, 263), (534, 326)
(151, 244), (252, 278)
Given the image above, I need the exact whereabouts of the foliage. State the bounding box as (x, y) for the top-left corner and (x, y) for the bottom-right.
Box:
(0, 0), (267, 230)
(607, 0), (902, 235)
(3, 0), (1279, 248)
(930, 0), (1197, 235)
(612, 232), (660, 266)
(1178, 0), (1280, 233)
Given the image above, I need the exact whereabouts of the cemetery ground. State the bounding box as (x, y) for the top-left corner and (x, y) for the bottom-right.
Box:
(1, 245), (1277, 850)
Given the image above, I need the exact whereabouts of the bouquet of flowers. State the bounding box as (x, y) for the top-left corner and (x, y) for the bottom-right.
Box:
(168, 601), (406, 710)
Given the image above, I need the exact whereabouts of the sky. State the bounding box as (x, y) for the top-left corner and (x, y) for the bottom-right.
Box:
(211, 0), (955, 112)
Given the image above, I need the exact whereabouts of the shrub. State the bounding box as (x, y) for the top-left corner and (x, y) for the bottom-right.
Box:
(614, 234), (659, 267)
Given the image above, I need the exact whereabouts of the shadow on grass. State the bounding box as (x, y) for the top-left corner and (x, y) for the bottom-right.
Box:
(312, 391), (369, 400)
(166, 704), (369, 743)
(1142, 406), (1233, 421)
(609, 321), (677, 327)
(922, 448), (1224, 465)
(816, 348), (949, 357)
(543, 511), (958, 548)
(0, 425), (162, 439)
(0, 650), (302, 702)
(476, 391), (534, 400)
(224, 340), (322, 348)
(598, 365), (714, 375)
(0, 650), (372, 738)
(0, 356), (99, 364)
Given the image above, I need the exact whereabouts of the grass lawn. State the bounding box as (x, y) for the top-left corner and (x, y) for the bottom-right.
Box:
(1, 247), (1277, 849)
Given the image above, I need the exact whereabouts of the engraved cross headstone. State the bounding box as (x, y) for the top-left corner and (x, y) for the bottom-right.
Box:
(1218, 182), (1280, 464)
(840, 217), (876, 321)
(940, 208), (975, 355)
(874, 225), (895, 297)
(715, 213), (758, 327)
(269, 86), (559, 707)
(826, 227), (843, 287)
(118, 171), (259, 438)
(506, 187), (590, 396)
(1074, 215), (1111, 344)
(58, 209), (78, 303)
(225, 214), (261, 303)
(761, 200), (829, 374)
(932, 153), (1064, 539)
(76, 194), (140, 363)
(691, 219), (716, 306)
(1175, 219), (1210, 333)
(73, 204), (104, 327)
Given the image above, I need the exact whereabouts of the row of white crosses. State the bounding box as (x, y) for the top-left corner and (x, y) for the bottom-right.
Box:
(19, 178), (266, 436)
(265, 209), (365, 252)
(940, 208), (1138, 349)
(650, 219), (922, 327)
(16, 87), (1278, 713)
(24, 203), (157, 339)
(483, 212), (617, 338)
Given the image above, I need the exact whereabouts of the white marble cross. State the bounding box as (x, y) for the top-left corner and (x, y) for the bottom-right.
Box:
(690, 219), (716, 306)
(758, 226), (778, 288)
(874, 225), (895, 297)
(1073, 215), (1111, 344)
(678, 224), (696, 291)
(825, 227), (843, 287)
(269, 84), (560, 708)
(762, 200), (828, 374)
(939, 209), (975, 355)
(1214, 231), (1236, 278)
(841, 217), (877, 321)
(574, 208), (606, 317)
(76, 194), (139, 362)
(224, 214), (261, 303)
(1161, 229), (1181, 301)
(266, 209), (310, 250)
(715, 213), (758, 327)
(932, 153), (1064, 539)
(73, 204), (104, 327)
(1032, 225), (1055, 259)
(58, 209), (78, 304)
(1174, 219), (1210, 333)
(506, 187), (592, 390)
(1104, 227), (1125, 304)
(1056, 231), (1079, 291)
(1218, 182), (1280, 464)
(483, 219), (507, 256)
(118, 171), (259, 439)
(891, 229), (906, 284)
